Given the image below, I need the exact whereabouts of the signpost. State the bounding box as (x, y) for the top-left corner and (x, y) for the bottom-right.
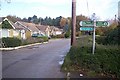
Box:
(80, 27), (93, 31)
(80, 21), (109, 27)
(80, 21), (94, 26)
(80, 14), (109, 54)
(96, 21), (109, 26)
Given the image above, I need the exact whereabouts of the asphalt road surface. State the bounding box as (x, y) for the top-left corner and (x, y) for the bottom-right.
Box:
(2, 39), (71, 78)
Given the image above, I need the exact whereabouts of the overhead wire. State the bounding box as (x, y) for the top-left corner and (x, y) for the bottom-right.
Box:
(86, 0), (90, 19)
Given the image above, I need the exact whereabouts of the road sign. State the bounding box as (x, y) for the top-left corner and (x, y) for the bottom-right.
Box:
(80, 21), (94, 26)
(96, 21), (109, 26)
(80, 27), (93, 31)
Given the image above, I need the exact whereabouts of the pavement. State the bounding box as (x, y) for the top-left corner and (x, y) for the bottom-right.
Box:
(0, 42), (48, 51)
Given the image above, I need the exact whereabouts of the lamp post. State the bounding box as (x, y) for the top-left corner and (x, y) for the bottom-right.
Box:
(71, 0), (76, 46)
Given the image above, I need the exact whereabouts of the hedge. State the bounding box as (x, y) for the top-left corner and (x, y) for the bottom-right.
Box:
(2, 37), (22, 47)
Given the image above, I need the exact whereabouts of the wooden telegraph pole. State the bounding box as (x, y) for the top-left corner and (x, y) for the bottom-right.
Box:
(71, 0), (76, 46)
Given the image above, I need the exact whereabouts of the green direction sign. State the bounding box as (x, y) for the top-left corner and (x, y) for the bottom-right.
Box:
(96, 21), (109, 26)
(80, 27), (93, 31)
(80, 21), (94, 26)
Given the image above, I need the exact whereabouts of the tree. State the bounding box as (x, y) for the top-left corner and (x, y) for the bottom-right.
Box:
(43, 17), (53, 26)
(60, 17), (67, 27)
(32, 15), (39, 24)
(7, 15), (21, 23)
(32, 15), (37, 20)
(76, 15), (88, 32)
(28, 17), (32, 22)
(54, 16), (62, 26)
(22, 18), (28, 22)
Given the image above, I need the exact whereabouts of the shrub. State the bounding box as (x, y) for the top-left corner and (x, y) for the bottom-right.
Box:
(2, 37), (22, 47)
(21, 37), (48, 45)
(105, 27), (120, 45)
(96, 36), (106, 44)
(51, 34), (65, 38)
(96, 27), (120, 45)
(65, 31), (70, 38)
(38, 36), (48, 42)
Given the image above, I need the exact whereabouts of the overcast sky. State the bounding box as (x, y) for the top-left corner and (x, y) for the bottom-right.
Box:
(0, 0), (119, 20)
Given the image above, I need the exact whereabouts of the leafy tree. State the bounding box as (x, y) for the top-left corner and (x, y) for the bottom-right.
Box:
(22, 18), (28, 22)
(32, 15), (39, 24)
(60, 17), (67, 27)
(97, 20), (120, 45)
(32, 15), (37, 20)
(7, 15), (21, 23)
(28, 17), (32, 22)
(47, 17), (53, 26)
(67, 17), (72, 28)
(76, 15), (89, 32)
(105, 27), (120, 45)
(54, 16), (62, 26)
(43, 17), (53, 26)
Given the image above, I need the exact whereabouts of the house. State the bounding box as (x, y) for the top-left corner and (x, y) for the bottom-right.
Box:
(50, 26), (63, 36)
(15, 21), (41, 36)
(13, 21), (31, 39)
(0, 18), (31, 39)
(36, 25), (51, 37)
(0, 18), (17, 38)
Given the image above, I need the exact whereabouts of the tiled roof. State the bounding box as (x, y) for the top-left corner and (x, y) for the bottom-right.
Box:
(50, 26), (63, 31)
(36, 25), (49, 32)
(15, 21), (30, 30)
(17, 21), (40, 32)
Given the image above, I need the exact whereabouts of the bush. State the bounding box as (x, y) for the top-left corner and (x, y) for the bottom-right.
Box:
(96, 27), (120, 45)
(65, 31), (70, 38)
(2, 37), (22, 47)
(22, 37), (48, 45)
(96, 36), (106, 44)
(105, 27), (120, 45)
(51, 34), (65, 38)
(39, 36), (48, 42)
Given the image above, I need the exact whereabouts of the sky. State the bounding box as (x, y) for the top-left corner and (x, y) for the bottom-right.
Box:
(0, 0), (119, 20)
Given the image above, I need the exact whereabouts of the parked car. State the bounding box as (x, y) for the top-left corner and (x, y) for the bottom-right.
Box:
(32, 34), (45, 37)
(32, 34), (51, 39)
(32, 34), (38, 37)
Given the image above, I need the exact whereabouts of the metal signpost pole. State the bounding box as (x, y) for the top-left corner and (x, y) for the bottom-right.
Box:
(80, 13), (109, 54)
(91, 13), (96, 55)
(92, 20), (96, 54)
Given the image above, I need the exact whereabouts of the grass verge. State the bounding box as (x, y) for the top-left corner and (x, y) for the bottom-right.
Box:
(61, 36), (120, 78)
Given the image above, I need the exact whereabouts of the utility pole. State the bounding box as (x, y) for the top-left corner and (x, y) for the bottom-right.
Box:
(71, 0), (76, 46)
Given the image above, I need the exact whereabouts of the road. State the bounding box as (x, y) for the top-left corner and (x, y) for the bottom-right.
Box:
(2, 39), (71, 78)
